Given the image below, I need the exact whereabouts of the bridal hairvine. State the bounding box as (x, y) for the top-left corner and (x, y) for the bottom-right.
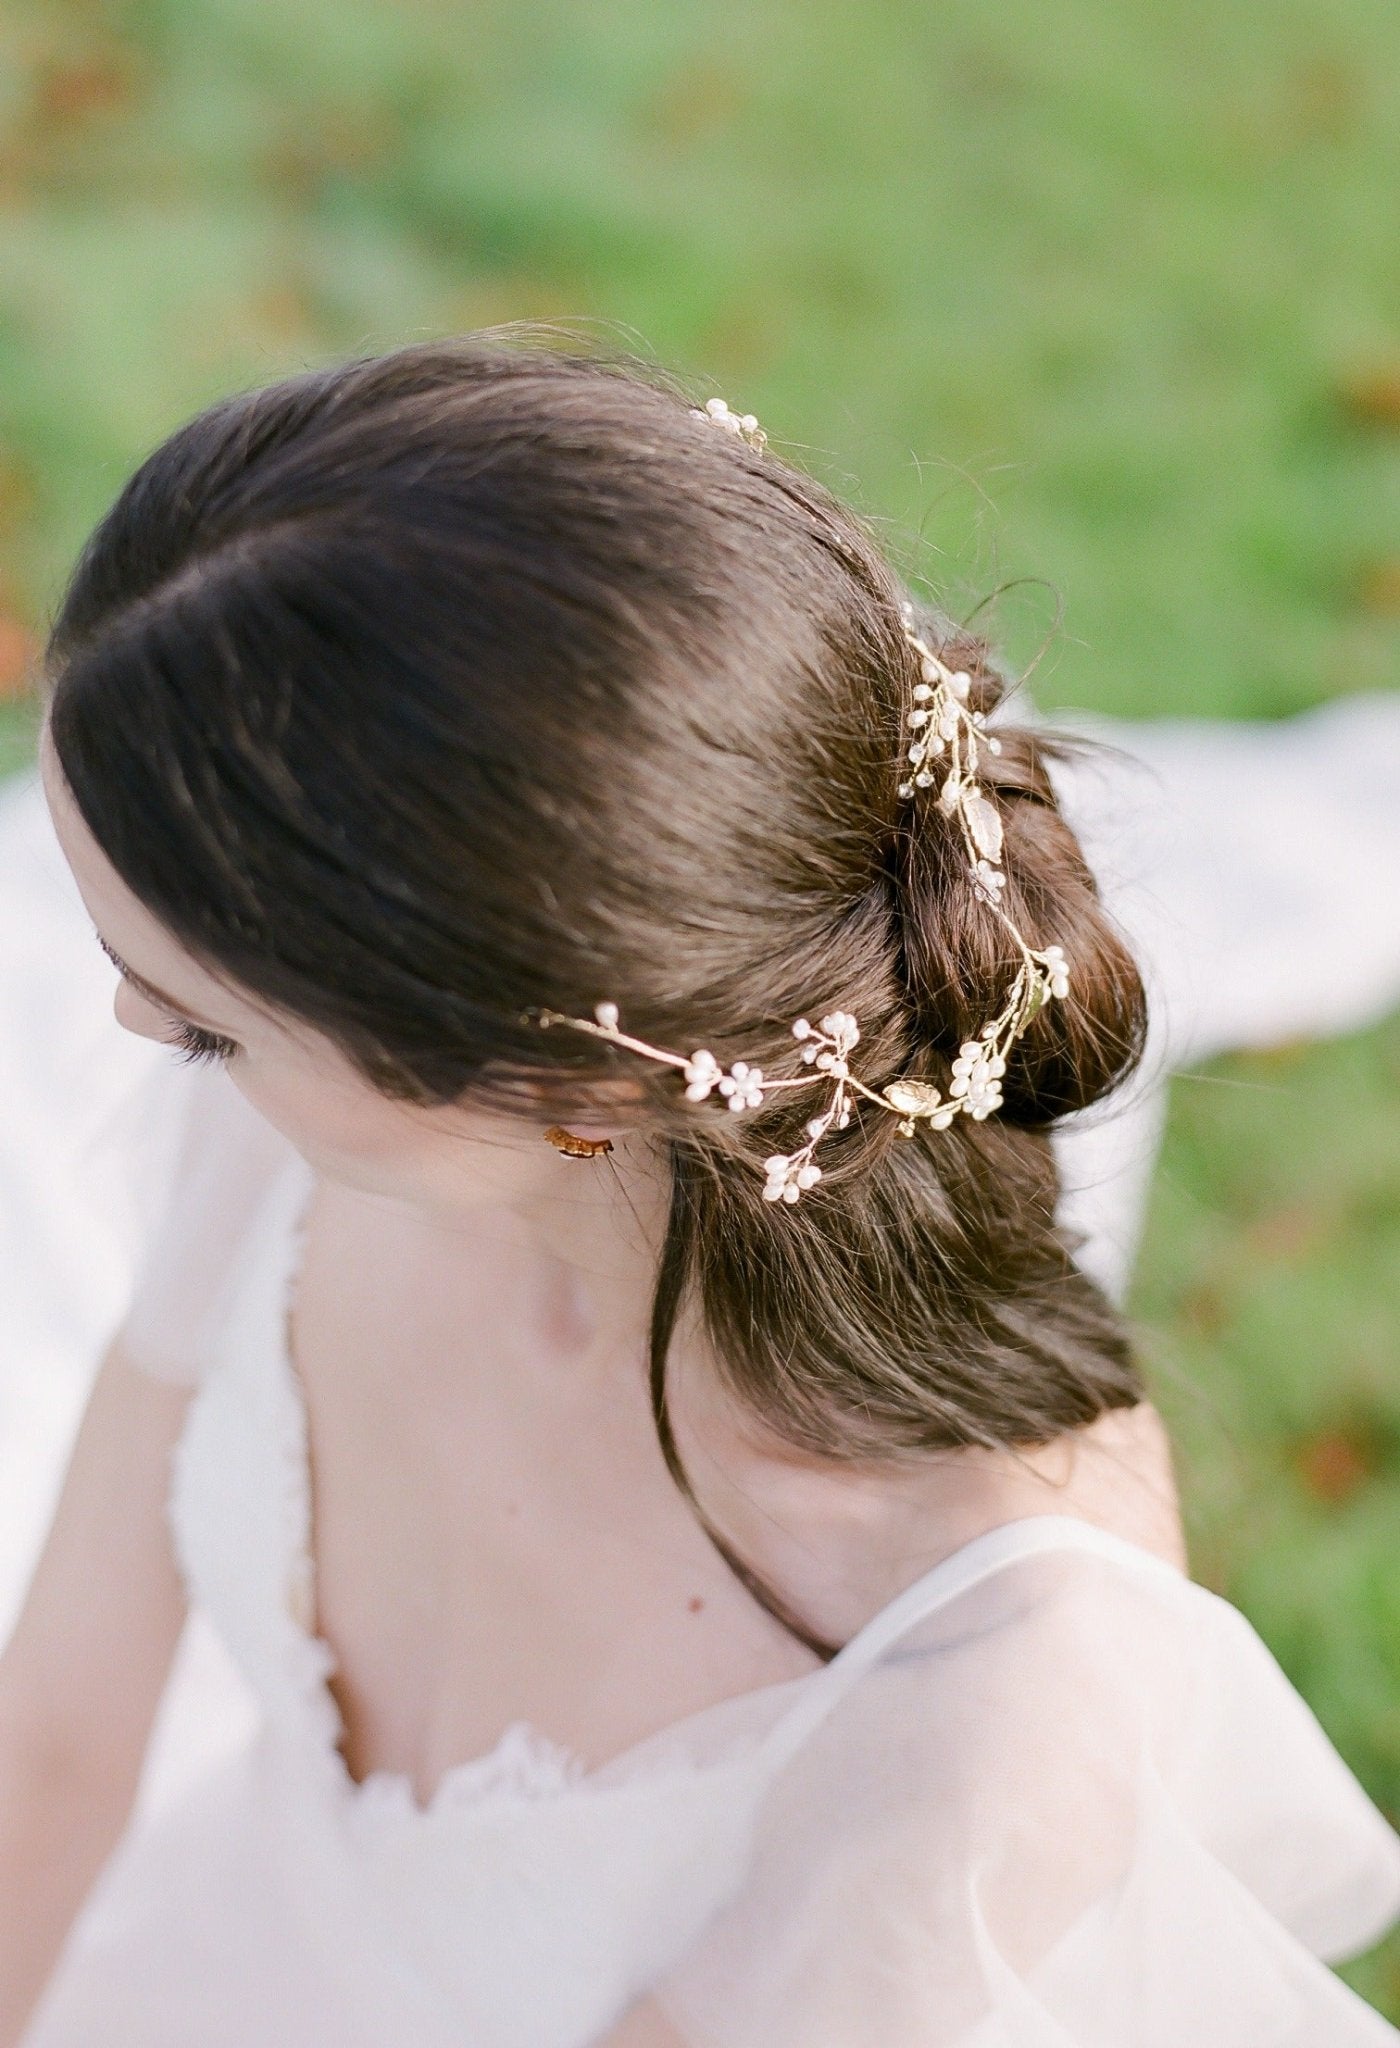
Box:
(534, 398), (1071, 1203)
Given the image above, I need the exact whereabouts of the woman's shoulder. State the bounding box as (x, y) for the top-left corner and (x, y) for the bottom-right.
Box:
(648, 1511), (1400, 2046)
(910, 1399), (1188, 1581)
(704, 1397), (1186, 1655)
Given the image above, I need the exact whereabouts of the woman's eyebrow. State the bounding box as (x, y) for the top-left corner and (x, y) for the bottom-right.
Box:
(93, 929), (228, 1033)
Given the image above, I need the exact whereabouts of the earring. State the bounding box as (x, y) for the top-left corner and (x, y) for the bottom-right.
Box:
(543, 1126), (615, 1160)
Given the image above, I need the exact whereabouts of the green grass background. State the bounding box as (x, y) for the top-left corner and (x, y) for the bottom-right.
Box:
(1, 0), (1397, 2016)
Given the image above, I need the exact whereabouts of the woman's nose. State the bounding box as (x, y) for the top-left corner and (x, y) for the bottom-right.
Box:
(112, 976), (174, 1042)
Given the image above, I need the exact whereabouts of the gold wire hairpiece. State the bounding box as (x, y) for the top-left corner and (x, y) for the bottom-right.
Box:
(533, 399), (1070, 1204)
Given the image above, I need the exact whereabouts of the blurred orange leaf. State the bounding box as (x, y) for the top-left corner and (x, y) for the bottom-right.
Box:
(262, 108), (401, 199)
(0, 613), (36, 699)
(1337, 366), (1400, 432)
(34, 48), (141, 131)
(1294, 1426), (1376, 1507)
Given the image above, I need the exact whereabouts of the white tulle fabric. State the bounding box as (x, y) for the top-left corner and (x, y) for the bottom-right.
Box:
(25, 1149), (1400, 2047)
(3, 690), (1400, 2045)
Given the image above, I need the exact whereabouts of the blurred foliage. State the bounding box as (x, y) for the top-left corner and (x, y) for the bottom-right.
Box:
(0, 0), (1397, 2014)
(1136, 1018), (1400, 2015)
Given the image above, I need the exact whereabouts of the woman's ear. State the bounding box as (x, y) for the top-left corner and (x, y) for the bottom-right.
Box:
(519, 1068), (653, 1144)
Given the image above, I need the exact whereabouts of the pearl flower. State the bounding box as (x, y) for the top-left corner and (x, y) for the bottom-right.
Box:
(1041, 945), (1071, 999)
(705, 396), (744, 429)
(683, 1049), (721, 1101)
(716, 1060), (765, 1111)
(817, 1011), (860, 1051)
(971, 858), (1006, 905)
(695, 396), (767, 450)
(949, 1039), (1007, 1119)
(763, 1154), (822, 1204)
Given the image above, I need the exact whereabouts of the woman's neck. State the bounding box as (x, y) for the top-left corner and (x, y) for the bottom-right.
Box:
(310, 1133), (1184, 1646)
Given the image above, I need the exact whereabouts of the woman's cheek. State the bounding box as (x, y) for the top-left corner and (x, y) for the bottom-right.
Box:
(229, 1046), (548, 1207)
(230, 1063), (393, 1164)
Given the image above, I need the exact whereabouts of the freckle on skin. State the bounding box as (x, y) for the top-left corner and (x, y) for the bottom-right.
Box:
(687, 1595), (704, 1614)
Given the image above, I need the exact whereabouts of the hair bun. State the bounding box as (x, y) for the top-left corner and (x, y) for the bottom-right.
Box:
(889, 609), (1148, 1124)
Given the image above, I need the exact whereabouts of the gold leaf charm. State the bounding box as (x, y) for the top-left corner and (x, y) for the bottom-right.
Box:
(963, 790), (1004, 863)
(882, 1080), (946, 1116)
(1021, 979), (1049, 1024)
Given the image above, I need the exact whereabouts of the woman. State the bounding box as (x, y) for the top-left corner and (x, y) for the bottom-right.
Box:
(3, 336), (1398, 2044)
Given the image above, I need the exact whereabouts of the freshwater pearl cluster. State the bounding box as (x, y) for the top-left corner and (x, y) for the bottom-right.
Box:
(690, 394), (768, 450)
(532, 399), (1073, 1202)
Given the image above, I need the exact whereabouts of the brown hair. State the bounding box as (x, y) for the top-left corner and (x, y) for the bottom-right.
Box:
(45, 333), (1149, 1654)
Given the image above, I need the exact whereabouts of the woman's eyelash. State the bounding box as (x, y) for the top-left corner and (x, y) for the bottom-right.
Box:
(94, 934), (240, 1065)
(161, 1017), (240, 1066)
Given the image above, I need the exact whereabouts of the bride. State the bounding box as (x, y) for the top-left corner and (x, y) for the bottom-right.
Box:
(2, 335), (1399, 2045)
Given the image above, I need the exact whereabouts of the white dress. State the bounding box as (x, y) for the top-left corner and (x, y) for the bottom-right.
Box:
(5, 692), (1400, 2045)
